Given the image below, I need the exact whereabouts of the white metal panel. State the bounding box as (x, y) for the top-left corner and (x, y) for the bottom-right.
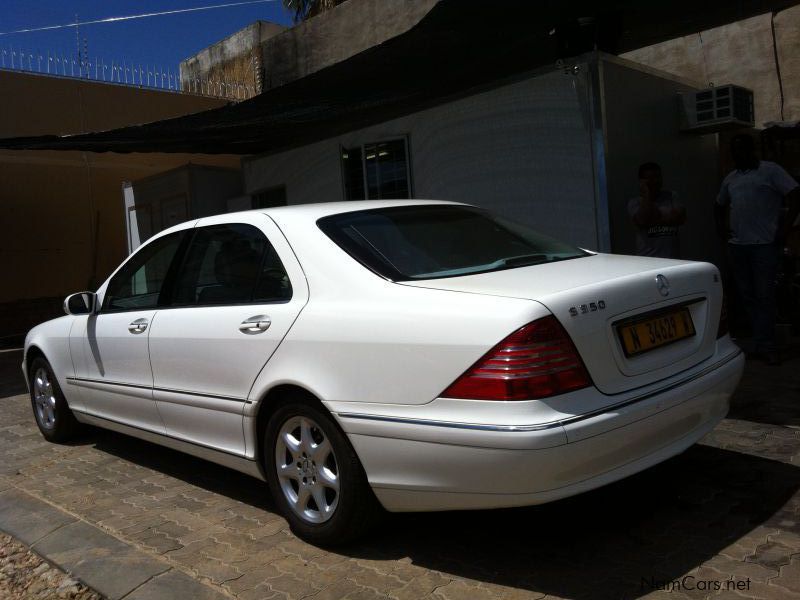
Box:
(242, 67), (599, 249)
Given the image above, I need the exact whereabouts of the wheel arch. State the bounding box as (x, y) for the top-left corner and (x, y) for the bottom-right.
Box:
(23, 344), (46, 383)
(25, 344), (45, 363)
(252, 381), (383, 539)
(252, 383), (350, 470)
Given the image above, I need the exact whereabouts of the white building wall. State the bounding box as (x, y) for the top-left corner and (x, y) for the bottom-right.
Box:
(242, 67), (602, 249)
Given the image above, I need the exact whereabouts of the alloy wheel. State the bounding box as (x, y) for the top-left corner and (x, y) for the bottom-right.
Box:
(275, 415), (340, 524)
(33, 367), (57, 430)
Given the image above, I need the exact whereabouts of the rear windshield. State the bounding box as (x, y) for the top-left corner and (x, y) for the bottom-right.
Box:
(317, 205), (588, 281)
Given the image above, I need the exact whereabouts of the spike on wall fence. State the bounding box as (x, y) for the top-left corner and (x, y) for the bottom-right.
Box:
(0, 46), (257, 101)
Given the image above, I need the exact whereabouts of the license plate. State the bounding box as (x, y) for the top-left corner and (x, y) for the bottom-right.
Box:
(617, 307), (695, 357)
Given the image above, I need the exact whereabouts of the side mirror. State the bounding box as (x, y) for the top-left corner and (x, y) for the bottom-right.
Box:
(64, 292), (97, 316)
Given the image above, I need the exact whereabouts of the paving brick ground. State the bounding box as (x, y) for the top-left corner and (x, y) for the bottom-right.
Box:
(1, 345), (800, 600)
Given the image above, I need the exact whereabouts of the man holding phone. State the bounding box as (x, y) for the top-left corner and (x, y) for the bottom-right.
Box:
(628, 162), (686, 259)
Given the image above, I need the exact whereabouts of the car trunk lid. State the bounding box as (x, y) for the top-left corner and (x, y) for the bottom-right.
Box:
(400, 254), (723, 395)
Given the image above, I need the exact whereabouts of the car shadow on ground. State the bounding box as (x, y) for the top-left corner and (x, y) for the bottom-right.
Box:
(352, 445), (799, 599)
(87, 426), (799, 600)
(727, 352), (800, 428)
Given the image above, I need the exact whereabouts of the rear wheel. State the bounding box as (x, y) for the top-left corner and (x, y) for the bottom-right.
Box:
(264, 399), (381, 545)
(29, 357), (79, 443)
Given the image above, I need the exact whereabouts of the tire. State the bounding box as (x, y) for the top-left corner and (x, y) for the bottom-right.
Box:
(264, 399), (381, 545)
(28, 357), (79, 443)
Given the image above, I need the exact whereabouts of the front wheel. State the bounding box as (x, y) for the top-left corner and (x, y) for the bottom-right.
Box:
(29, 357), (79, 443)
(264, 400), (381, 545)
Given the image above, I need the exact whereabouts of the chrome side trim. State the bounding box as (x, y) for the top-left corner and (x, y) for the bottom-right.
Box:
(152, 389), (245, 415)
(72, 410), (265, 480)
(337, 350), (742, 433)
(339, 412), (557, 433)
(66, 376), (249, 403)
(66, 376), (150, 391)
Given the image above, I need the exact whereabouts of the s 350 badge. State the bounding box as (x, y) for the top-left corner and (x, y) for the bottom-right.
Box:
(569, 301), (606, 317)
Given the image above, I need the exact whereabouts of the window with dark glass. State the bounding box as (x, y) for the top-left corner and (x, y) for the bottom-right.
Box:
(318, 205), (588, 281)
(252, 185), (287, 209)
(341, 146), (365, 200)
(171, 224), (292, 306)
(341, 138), (410, 200)
(103, 231), (185, 311)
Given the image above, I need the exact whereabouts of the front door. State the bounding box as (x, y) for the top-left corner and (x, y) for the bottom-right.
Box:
(147, 215), (308, 456)
(71, 229), (187, 432)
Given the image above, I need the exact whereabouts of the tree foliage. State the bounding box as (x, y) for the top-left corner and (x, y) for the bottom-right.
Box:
(283, 0), (347, 22)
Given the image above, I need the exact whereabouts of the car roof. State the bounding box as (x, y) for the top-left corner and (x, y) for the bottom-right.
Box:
(152, 199), (468, 241)
(251, 199), (465, 220)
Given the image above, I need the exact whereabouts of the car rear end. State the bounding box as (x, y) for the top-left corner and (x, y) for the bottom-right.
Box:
(301, 202), (745, 512)
(338, 305), (741, 512)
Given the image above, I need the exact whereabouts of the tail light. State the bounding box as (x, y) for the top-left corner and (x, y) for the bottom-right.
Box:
(717, 294), (729, 339)
(441, 315), (592, 401)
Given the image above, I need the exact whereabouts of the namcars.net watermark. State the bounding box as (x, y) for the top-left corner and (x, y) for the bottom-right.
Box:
(641, 576), (751, 593)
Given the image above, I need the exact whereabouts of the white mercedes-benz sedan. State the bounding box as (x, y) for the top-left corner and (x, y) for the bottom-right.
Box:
(23, 200), (744, 544)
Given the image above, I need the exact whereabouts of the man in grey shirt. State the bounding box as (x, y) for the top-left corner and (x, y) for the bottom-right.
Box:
(716, 134), (800, 364)
(628, 162), (686, 258)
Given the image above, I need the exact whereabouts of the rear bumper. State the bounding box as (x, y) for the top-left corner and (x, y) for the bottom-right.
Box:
(337, 348), (744, 512)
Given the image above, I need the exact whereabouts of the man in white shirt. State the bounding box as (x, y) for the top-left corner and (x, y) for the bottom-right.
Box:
(628, 162), (686, 258)
(716, 134), (800, 364)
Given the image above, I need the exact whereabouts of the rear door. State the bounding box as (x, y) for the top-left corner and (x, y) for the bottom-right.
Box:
(147, 213), (308, 456)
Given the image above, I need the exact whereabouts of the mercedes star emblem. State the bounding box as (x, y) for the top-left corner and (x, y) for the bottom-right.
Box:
(655, 274), (670, 297)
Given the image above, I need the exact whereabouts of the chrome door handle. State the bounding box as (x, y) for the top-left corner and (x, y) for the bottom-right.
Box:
(239, 315), (271, 334)
(127, 318), (148, 334)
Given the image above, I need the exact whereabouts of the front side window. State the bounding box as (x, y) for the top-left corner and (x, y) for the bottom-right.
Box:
(318, 205), (588, 281)
(341, 138), (411, 200)
(171, 224), (292, 306)
(103, 231), (185, 311)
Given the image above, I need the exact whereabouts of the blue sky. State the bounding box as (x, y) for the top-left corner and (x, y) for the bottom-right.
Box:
(0, 1), (294, 75)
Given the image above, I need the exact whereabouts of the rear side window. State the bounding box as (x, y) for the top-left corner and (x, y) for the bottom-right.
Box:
(171, 223), (292, 306)
(103, 231), (185, 312)
(318, 205), (587, 281)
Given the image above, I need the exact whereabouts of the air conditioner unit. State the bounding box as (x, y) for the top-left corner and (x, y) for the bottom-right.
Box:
(679, 85), (754, 133)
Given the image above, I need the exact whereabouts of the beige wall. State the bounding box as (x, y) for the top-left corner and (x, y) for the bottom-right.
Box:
(0, 70), (230, 137)
(0, 71), (241, 305)
(261, 0), (437, 90)
(622, 6), (800, 125)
